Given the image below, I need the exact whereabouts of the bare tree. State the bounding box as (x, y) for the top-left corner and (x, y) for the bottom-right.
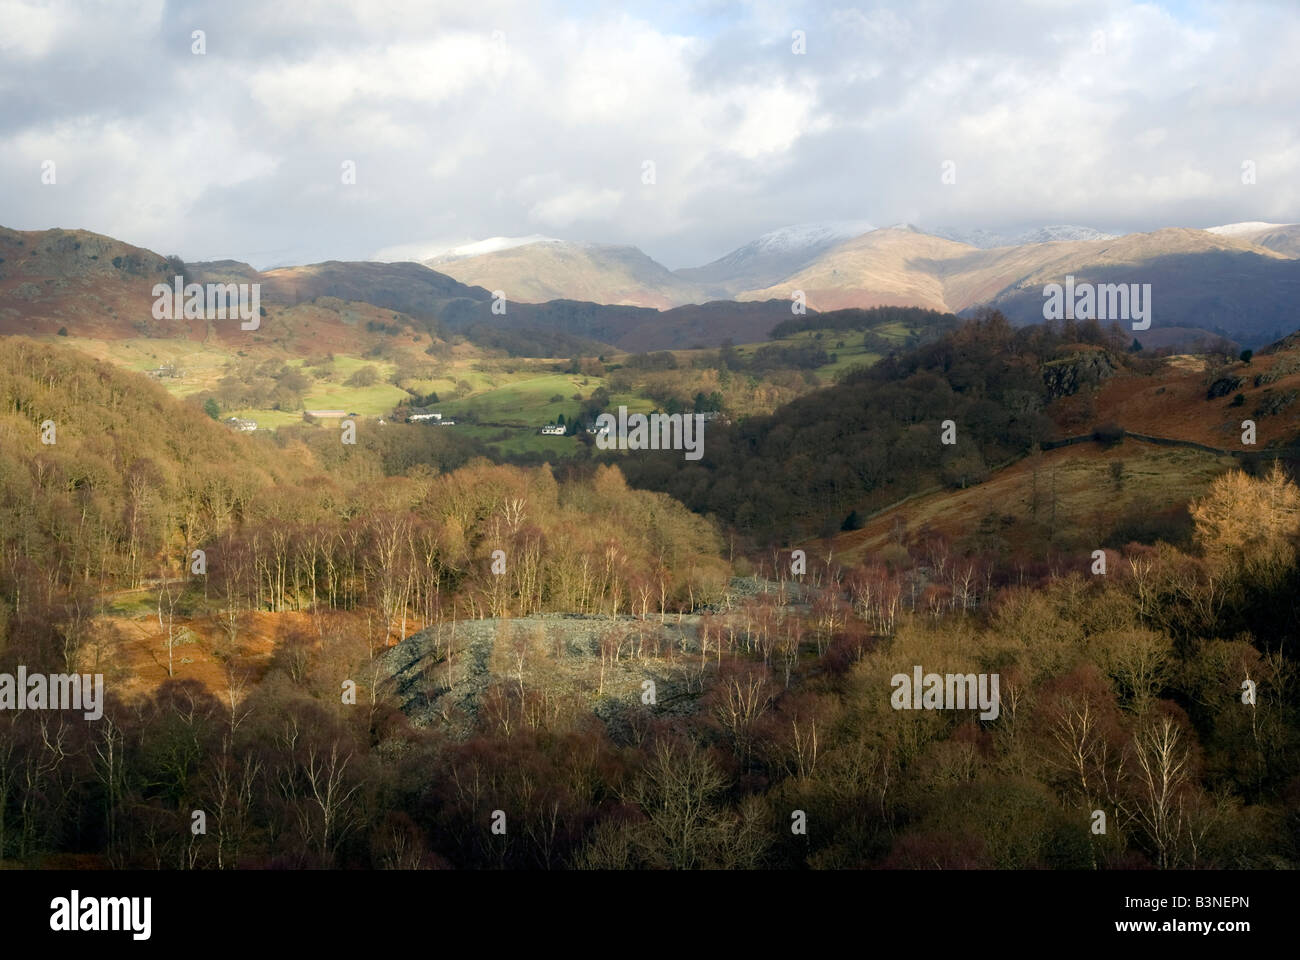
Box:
(1125, 714), (1192, 869)
(302, 740), (363, 860)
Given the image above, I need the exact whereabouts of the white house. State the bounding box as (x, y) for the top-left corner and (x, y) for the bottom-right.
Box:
(540, 424), (565, 435)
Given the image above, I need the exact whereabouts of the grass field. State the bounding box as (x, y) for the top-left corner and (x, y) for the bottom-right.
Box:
(61, 337), (431, 424)
(826, 440), (1236, 565)
(54, 335), (698, 456)
(777, 325), (912, 380)
(299, 381), (408, 415)
(226, 408), (302, 430)
(718, 331), (882, 383)
(441, 372), (595, 425)
(454, 423), (581, 458)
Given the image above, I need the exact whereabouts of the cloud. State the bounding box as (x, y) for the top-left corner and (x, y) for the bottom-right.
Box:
(0, 0), (1296, 270)
(528, 187), (624, 228)
(0, 0), (61, 59)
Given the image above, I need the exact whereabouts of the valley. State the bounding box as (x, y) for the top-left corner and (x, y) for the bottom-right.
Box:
(3, 218), (1300, 875)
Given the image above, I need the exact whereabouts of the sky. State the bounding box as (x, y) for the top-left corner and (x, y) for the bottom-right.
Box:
(2, 0), (1298, 270)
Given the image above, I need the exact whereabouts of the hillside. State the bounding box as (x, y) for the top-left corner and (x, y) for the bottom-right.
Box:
(0, 226), (192, 338)
(0, 337), (320, 630)
(973, 229), (1300, 345)
(618, 309), (1300, 545)
(253, 259), (490, 313)
(736, 225), (1300, 348)
(828, 440), (1235, 567)
(1207, 221), (1300, 257)
(427, 240), (707, 308)
(434, 295), (830, 351)
(826, 331), (1300, 570)
(0, 333), (725, 680)
(0, 226), (490, 347)
(737, 226), (974, 312)
(815, 335), (1300, 569)
(0, 225), (841, 355)
(1051, 348), (1300, 450)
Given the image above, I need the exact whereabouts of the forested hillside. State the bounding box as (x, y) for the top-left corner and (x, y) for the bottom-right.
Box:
(0, 338), (727, 670)
(3, 309), (1300, 874)
(618, 311), (1130, 541)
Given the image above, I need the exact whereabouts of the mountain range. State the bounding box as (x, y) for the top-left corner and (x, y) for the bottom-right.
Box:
(416, 219), (1300, 346)
(3, 219), (1299, 351)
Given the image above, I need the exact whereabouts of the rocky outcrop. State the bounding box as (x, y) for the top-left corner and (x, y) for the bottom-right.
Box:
(1254, 390), (1298, 417)
(1206, 375), (1244, 399)
(377, 613), (706, 734)
(1042, 350), (1117, 398)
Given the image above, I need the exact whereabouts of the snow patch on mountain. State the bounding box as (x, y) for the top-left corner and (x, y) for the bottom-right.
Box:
(739, 220), (876, 255)
(674, 221), (875, 292)
(1205, 221), (1294, 236)
(1016, 224), (1116, 244)
(426, 235), (561, 262)
(695, 221), (874, 270)
(930, 224), (1115, 248)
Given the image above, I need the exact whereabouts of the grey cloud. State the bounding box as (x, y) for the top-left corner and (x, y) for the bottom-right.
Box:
(1, 0), (1295, 271)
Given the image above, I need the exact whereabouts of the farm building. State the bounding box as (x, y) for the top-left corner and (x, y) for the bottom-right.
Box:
(406, 406), (443, 422)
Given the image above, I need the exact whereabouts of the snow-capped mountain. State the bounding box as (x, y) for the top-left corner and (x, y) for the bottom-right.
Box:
(1204, 221), (1300, 258)
(675, 220), (875, 295)
(930, 224), (1115, 248)
(732, 220), (876, 255)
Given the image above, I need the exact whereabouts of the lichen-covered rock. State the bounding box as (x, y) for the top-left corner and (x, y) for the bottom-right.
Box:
(1042, 350), (1117, 398)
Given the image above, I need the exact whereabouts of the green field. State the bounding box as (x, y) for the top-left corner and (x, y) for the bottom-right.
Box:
(816, 348), (882, 379)
(226, 408), (301, 430)
(453, 423), (581, 458)
(55, 336), (702, 457)
(724, 328), (885, 382)
(604, 390), (653, 413)
(299, 382), (408, 415)
(441, 373), (595, 425)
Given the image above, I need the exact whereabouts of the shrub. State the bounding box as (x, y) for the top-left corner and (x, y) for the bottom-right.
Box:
(346, 365), (381, 388)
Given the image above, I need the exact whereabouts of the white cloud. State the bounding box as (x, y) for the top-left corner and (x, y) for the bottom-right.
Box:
(528, 187), (623, 228)
(0, 0), (1296, 269)
(0, 0), (60, 58)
